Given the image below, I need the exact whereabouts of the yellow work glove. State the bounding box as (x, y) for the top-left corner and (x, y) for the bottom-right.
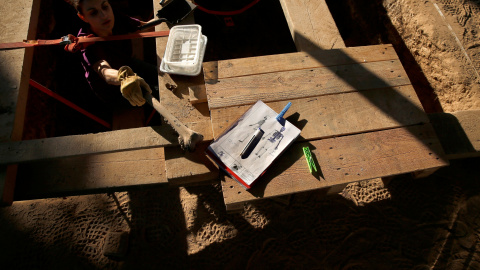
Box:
(117, 66), (152, 106)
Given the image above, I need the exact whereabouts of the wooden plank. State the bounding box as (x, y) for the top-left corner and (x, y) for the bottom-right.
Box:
(279, 0), (345, 51)
(221, 124), (449, 211)
(154, 2), (216, 185)
(189, 74), (208, 104)
(206, 59), (411, 109)
(429, 110), (480, 159)
(154, 3), (210, 132)
(211, 85), (428, 139)
(14, 148), (167, 200)
(203, 45), (397, 80)
(164, 141), (219, 186)
(0, 126), (178, 165)
(0, 0), (40, 205)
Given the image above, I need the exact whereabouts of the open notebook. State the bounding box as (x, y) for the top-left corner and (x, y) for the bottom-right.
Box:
(206, 100), (301, 189)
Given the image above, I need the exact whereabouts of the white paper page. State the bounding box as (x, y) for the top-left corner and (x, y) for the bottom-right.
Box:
(208, 101), (301, 186)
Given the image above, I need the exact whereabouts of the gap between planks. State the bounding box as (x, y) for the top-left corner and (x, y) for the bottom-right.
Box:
(0, 126), (177, 165)
(203, 44), (397, 81)
(221, 123), (449, 210)
(205, 59), (410, 109)
(14, 148), (167, 201)
(210, 85), (428, 140)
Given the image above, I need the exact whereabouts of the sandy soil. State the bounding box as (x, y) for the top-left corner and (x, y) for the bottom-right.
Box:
(1, 0), (479, 269)
(385, 0), (480, 112)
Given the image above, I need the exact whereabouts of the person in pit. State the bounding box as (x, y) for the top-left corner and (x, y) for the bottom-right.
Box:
(67, 0), (158, 109)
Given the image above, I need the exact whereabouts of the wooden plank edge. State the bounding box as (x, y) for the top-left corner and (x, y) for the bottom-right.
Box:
(0, 126), (178, 165)
(221, 123), (449, 209)
(165, 140), (219, 186)
(15, 181), (170, 201)
(428, 110), (480, 160)
(1, 0), (41, 206)
(14, 148), (168, 201)
(203, 44), (397, 81)
(224, 181), (367, 213)
(189, 84), (208, 104)
(168, 173), (219, 187)
(210, 85), (428, 140)
(206, 60), (411, 109)
(279, 0), (345, 51)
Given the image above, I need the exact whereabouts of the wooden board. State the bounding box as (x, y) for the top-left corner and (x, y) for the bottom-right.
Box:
(189, 79), (208, 104)
(154, 3), (217, 184)
(429, 110), (480, 159)
(0, 126), (177, 165)
(206, 59), (410, 109)
(154, 4), (211, 135)
(210, 85), (428, 139)
(14, 148), (167, 200)
(221, 124), (449, 211)
(279, 0), (345, 51)
(164, 141), (219, 186)
(203, 44), (397, 81)
(0, 0), (40, 205)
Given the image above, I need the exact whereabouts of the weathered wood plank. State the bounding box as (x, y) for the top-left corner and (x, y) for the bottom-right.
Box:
(0, 126), (178, 165)
(279, 0), (345, 51)
(14, 148), (167, 200)
(0, 0), (40, 205)
(429, 110), (480, 159)
(164, 141), (219, 186)
(222, 124), (449, 211)
(189, 73), (208, 104)
(210, 85), (428, 139)
(154, 3), (210, 131)
(206, 59), (410, 109)
(203, 45), (397, 81)
(154, 3), (216, 184)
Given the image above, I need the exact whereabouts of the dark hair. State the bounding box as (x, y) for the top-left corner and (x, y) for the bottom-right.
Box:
(65, 0), (84, 14)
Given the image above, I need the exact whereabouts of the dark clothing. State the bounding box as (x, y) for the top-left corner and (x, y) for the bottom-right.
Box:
(78, 13), (149, 107)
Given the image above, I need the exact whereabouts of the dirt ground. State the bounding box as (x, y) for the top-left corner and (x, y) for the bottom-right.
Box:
(1, 0), (480, 269)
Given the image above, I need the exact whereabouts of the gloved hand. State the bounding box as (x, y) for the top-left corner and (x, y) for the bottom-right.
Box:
(117, 66), (152, 106)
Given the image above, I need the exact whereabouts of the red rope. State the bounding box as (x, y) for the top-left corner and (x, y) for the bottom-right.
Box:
(195, 0), (261, 16)
(29, 79), (112, 130)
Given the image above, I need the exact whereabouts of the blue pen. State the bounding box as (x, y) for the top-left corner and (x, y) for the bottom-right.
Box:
(276, 102), (292, 122)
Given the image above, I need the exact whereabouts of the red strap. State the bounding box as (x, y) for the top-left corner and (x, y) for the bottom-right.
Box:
(0, 30), (170, 51)
(29, 79), (112, 130)
(195, 0), (261, 16)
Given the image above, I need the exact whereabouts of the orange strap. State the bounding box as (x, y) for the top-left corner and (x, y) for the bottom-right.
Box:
(0, 30), (170, 51)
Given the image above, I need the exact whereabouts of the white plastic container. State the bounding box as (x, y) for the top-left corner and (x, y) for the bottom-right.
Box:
(160, 24), (207, 76)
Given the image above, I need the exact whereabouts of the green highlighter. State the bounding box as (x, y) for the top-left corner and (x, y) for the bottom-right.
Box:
(303, 147), (317, 173)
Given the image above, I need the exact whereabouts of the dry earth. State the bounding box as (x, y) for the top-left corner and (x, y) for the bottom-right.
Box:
(1, 0), (479, 269)
(386, 0), (480, 112)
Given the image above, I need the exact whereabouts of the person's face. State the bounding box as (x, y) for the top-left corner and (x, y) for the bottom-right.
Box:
(78, 0), (115, 36)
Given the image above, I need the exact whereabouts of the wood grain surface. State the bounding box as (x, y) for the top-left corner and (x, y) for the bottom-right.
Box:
(279, 0), (345, 51)
(0, 0), (40, 205)
(164, 141), (219, 186)
(154, 4), (216, 184)
(221, 124), (449, 211)
(15, 148), (167, 200)
(0, 126), (177, 165)
(210, 85), (428, 139)
(206, 59), (410, 109)
(203, 45), (397, 80)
